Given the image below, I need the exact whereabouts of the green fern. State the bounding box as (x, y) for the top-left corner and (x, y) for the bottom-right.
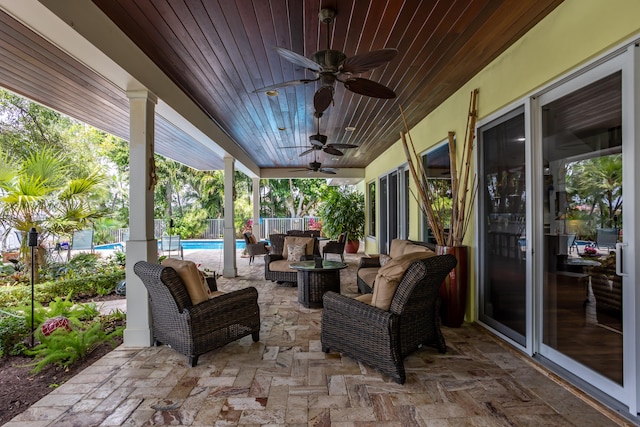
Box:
(25, 319), (122, 373)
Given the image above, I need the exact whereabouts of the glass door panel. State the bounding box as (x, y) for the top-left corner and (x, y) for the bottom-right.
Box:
(478, 108), (527, 345)
(541, 71), (623, 384)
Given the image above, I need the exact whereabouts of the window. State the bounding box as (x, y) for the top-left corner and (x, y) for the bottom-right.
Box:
(421, 142), (452, 243)
(367, 181), (376, 237)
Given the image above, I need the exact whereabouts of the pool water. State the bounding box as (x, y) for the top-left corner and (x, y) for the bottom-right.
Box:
(94, 240), (246, 251)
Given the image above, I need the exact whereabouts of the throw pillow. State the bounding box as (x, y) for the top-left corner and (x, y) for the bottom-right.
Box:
(379, 254), (392, 267)
(287, 243), (306, 262)
(282, 236), (315, 258)
(161, 258), (209, 305)
(371, 251), (437, 311)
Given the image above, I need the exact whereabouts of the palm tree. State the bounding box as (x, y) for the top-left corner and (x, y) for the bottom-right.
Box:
(0, 147), (105, 270)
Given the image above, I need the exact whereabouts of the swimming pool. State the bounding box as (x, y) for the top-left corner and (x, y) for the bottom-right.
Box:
(94, 240), (246, 251)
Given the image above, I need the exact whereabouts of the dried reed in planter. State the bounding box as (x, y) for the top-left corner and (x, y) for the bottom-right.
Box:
(400, 89), (479, 247)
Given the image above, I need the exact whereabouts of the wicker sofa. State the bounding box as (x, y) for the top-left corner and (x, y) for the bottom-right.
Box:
(264, 234), (320, 285)
(357, 238), (436, 293)
(133, 260), (260, 367)
(322, 253), (457, 384)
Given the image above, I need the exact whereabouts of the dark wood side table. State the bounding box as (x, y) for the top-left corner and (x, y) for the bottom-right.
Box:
(290, 260), (348, 308)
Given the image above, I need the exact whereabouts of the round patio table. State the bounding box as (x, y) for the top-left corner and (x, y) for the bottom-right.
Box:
(290, 260), (347, 308)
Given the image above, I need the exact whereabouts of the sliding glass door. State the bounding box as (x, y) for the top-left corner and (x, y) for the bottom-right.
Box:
(478, 108), (527, 345)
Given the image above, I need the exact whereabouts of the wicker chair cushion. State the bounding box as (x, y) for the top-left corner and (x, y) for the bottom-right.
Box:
(269, 259), (297, 272)
(379, 254), (392, 267)
(287, 243), (306, 262)
(357, 267), (379, 288)
(371, 251), (437, 310)
(282, 236), (315, 258)
(389, 239), (412, 259)
(161, 258), (209, 304)
(355, 293), (373, 304)
(404, 244), (434, 255)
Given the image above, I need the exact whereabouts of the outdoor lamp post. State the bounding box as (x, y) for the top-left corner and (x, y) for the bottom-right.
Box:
(28, 227), (38, 347)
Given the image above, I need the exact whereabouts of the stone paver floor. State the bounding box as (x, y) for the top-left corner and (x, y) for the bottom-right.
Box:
(6, 250), (633, 426)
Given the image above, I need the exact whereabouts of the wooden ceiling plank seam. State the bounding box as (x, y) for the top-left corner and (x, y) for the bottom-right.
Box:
(230, 1), (292, 165)
(0, 15), (129, 108)
(199, 1), (285, 164)
(0, 67), (129, 141)
(0, 60), (129, 139)
(0, 50), (128, 128)
(169, 1), (275, 162)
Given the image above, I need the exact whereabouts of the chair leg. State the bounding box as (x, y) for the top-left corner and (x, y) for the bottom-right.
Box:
(188, 355), (199, 367)
(252, 331), (260, 342)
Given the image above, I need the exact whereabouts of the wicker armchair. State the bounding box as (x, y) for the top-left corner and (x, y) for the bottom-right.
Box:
(322, 232), (348, 261)
(264, 234), (319, 284)
(133, 261), (260, 367)
(321, 254), (457, 384)
(243, 232), (269, 264)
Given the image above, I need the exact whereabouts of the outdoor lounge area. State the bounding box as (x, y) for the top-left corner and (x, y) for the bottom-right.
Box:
(3, 0), (640, 424)
(4, 249), (627, 426)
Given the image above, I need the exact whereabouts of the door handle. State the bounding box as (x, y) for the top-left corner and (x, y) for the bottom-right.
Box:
(615, 242), (628, 277)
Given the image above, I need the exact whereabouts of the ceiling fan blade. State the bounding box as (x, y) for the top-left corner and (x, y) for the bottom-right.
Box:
(340, 48), (398, 74)
(299, 148), (316, 157)
(253, 77), (318, 93)
(319, 168), (337, 174)
(314, 86), (334, 113)
(275, 47), (323, 72)
(323, 146), (344, 156)
(280, 145), (311, 149)
(344, 77), (396, 99)
(328, 143), (358, 149)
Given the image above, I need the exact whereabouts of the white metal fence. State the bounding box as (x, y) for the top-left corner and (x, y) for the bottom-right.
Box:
(108, 217), (320, 243)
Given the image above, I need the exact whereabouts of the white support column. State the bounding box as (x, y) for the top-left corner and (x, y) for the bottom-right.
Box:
(252, 177), (261, 241)
(223, 155), (237, 277)
(123, 90), (158, 347)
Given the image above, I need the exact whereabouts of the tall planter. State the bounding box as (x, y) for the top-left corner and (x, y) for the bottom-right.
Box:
(345, 239), (360, 254)
(436, 245), (468, 328)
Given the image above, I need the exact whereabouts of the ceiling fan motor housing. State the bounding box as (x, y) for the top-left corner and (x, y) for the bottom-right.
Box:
(309, 134), (328, 146)
(309, 161), (322, 170)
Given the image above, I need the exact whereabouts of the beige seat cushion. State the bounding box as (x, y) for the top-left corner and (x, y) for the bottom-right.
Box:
(270, 259), (296, 272)
(282, 236), (315, 258)
(355, 294), (373, 305)
(357, 267), (379, 289)
(161, 258), (209, 305)
(371, 251), (437, 310)
(389, 239), (411, 259)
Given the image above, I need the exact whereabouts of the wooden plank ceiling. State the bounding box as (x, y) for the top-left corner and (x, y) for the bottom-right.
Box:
(90, 0), (563, 172)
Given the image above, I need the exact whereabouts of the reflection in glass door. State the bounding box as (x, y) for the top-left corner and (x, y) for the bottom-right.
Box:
(478, 108), (527, 345)
(540, 72), (623, 386)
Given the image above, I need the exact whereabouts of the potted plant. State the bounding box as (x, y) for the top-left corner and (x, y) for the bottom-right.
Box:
(319, 187), (365, 253)
(400, 89), (479, 327)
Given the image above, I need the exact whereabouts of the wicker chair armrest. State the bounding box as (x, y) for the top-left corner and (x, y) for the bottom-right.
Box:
(358, 256), (381, 269)
(205, 276), (217, 292)
(323, 241), (342, 251)
(187, 287), (258, 319)
(265, 253), (283, 263)
(322, 291), (392, 326)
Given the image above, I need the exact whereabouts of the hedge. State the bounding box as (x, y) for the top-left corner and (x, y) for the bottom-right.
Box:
(0, 270), (125, 308)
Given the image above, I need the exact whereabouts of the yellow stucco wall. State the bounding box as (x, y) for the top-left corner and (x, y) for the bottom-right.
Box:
(364, 0), (640, 320)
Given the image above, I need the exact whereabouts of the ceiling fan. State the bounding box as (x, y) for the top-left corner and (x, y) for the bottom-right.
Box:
(291, 160), (337, 175)
(282, 112), (357, 157)
(254, 8), (398, 113)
